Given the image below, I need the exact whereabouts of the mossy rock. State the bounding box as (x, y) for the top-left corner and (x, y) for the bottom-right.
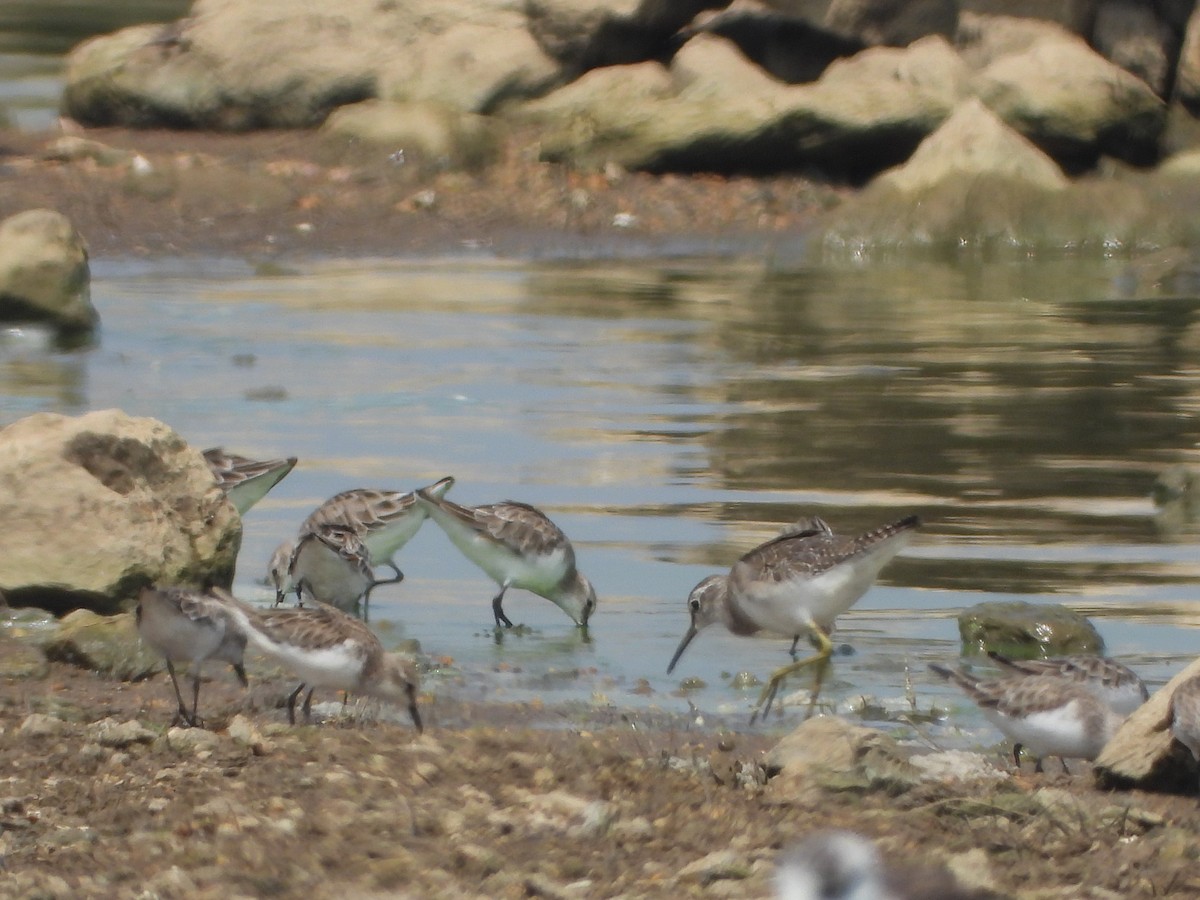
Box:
(957, 600), (1103, 657)
(41, 609), (160, 681)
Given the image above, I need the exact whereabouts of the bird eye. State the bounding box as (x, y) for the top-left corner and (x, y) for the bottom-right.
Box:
(689, 598), (701, 612)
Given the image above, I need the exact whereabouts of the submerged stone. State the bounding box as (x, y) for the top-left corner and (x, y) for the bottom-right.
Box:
(956, 600), (1103, 657)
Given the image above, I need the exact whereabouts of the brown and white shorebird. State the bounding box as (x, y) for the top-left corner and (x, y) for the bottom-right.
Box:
(1169, 673), (1200, 791)
(986, 650), (1148, 717)
(203, 447), (297, 515)
(136, 584), (248, 728)
(223, 598), (423, 731)
(415, 487), (597, 628)
(281, 522), (380, 615)
(668, 515), (920, 721)
(930, 663), (1124, 773)
(268, 476), (455, 600)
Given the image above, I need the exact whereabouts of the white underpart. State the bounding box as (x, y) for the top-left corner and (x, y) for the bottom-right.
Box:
(243, 630), (366, 691)
(737, 543), (905, 637)
(291, 542), (372, 610)
(982, 700), (1107, 761)
(430, 508), (571, 597)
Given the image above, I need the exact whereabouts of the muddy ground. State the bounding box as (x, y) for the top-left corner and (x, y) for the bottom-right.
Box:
(3, 126), (1200, 898)
(2, 660), (1200, 899)
(0, 125), (842, 260)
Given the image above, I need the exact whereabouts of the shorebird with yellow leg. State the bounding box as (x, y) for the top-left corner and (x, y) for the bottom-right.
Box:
(667, 514), (920, 723)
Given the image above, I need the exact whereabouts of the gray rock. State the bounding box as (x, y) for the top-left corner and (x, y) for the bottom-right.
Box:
(162, 725), (224, 755)
(676, 848), (751, 884)
(0, 209), (96, 338)
(526, 34), (968, 178)
(322, 100), (503, 170)
(19, 713), (71, 737)
(876, 98), (1067, 193)
(87, 717), (158, 748)
(62, 0), (539, 129)
(1089, 0), (1178, 97)
(971, 25), (1165, 166)
(1094, 656), (1200, 791)
(765, 715), (921, 797)
(42, 610), (161, 680)
(379, 22), (561, 114)
(955, 601), (1104, 657)
(0, 409), (241, 613)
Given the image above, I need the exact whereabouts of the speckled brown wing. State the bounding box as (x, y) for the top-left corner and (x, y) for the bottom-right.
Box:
(250, 603), (378, 652)
(737, 515), (920, 585)
(988, 653), (1148, 698)
(202, 447), (295, 491)
(301, 488), (418, 534)
(447, 500), (573, 560)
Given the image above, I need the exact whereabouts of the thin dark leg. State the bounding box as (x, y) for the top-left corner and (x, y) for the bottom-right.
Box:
(407, 683), (423, 734)
(165, 661), (195, 727)
(1034, 756), (1045, 774)
(492, 584), (514, 628)
(190, 669), (203, 727)
(788, 635), (800, 658)
(1013, 743), (1024, 769)
(231, 662), (249, 689)
(287, 682), (306, 725)
(302, 688), (316, 724)
(1059, 758), (1071, 776)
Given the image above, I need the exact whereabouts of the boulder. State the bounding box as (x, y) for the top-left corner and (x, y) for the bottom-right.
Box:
(0, 632), (49, 678)
(1088, 0), (1188, 98)
(954, 601), (1104, 657)
(764, 715), (921, 799)
(681, 9), (865, 84)
(824, 0), (959, 47)
(526, 34), (968, 177)
(1094, 656), (1200, 791)
(877, 97), (1067, 193)
(971, 28), (1166, 167)
(62, 0), (538, 129)
(380, 22), (562, 114)
(322, 100), (503, 170)
(0, 409), (241, 614)
(0, 209), (96, 339)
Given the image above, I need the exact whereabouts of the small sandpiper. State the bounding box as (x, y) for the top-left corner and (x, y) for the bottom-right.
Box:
(268, 476), (454, 598)
(1169, 673), (1200, 792)
(415, 487), (597, 628)
(282, 522), (379, 615)
(986, 650), (1148, 716)
(930, 663), (1124, 772)
(224, 596), (422, 731)
(136, 584), (248, 728)
(203, 447), (297, 515)
(668, 514), (920, 721)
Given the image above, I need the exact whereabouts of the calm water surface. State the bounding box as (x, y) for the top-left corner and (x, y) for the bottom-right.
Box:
(4, 252), (1200, 743)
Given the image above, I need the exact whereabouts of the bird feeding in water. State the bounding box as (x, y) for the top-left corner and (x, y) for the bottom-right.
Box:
(668, 514), (920, 722)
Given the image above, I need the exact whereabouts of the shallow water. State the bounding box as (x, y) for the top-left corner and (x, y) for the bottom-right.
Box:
(3, 251), (1199, 744)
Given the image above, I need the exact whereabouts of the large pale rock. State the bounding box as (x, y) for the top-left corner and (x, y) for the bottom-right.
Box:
(955, 12), (1082, 70)
(764, 715), (921, 798)
(62, 0), (535, 129)
(878, 98), (1067, 193)
(1095, 656), (1200, 791)
(0, 209), (96, 337)
(322, 100), (503, 170)
(972, 28), (1166, 166)
(526, 34), (969, 177)
(379, 22), (562, 114)
(0, 410), (241, 613)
